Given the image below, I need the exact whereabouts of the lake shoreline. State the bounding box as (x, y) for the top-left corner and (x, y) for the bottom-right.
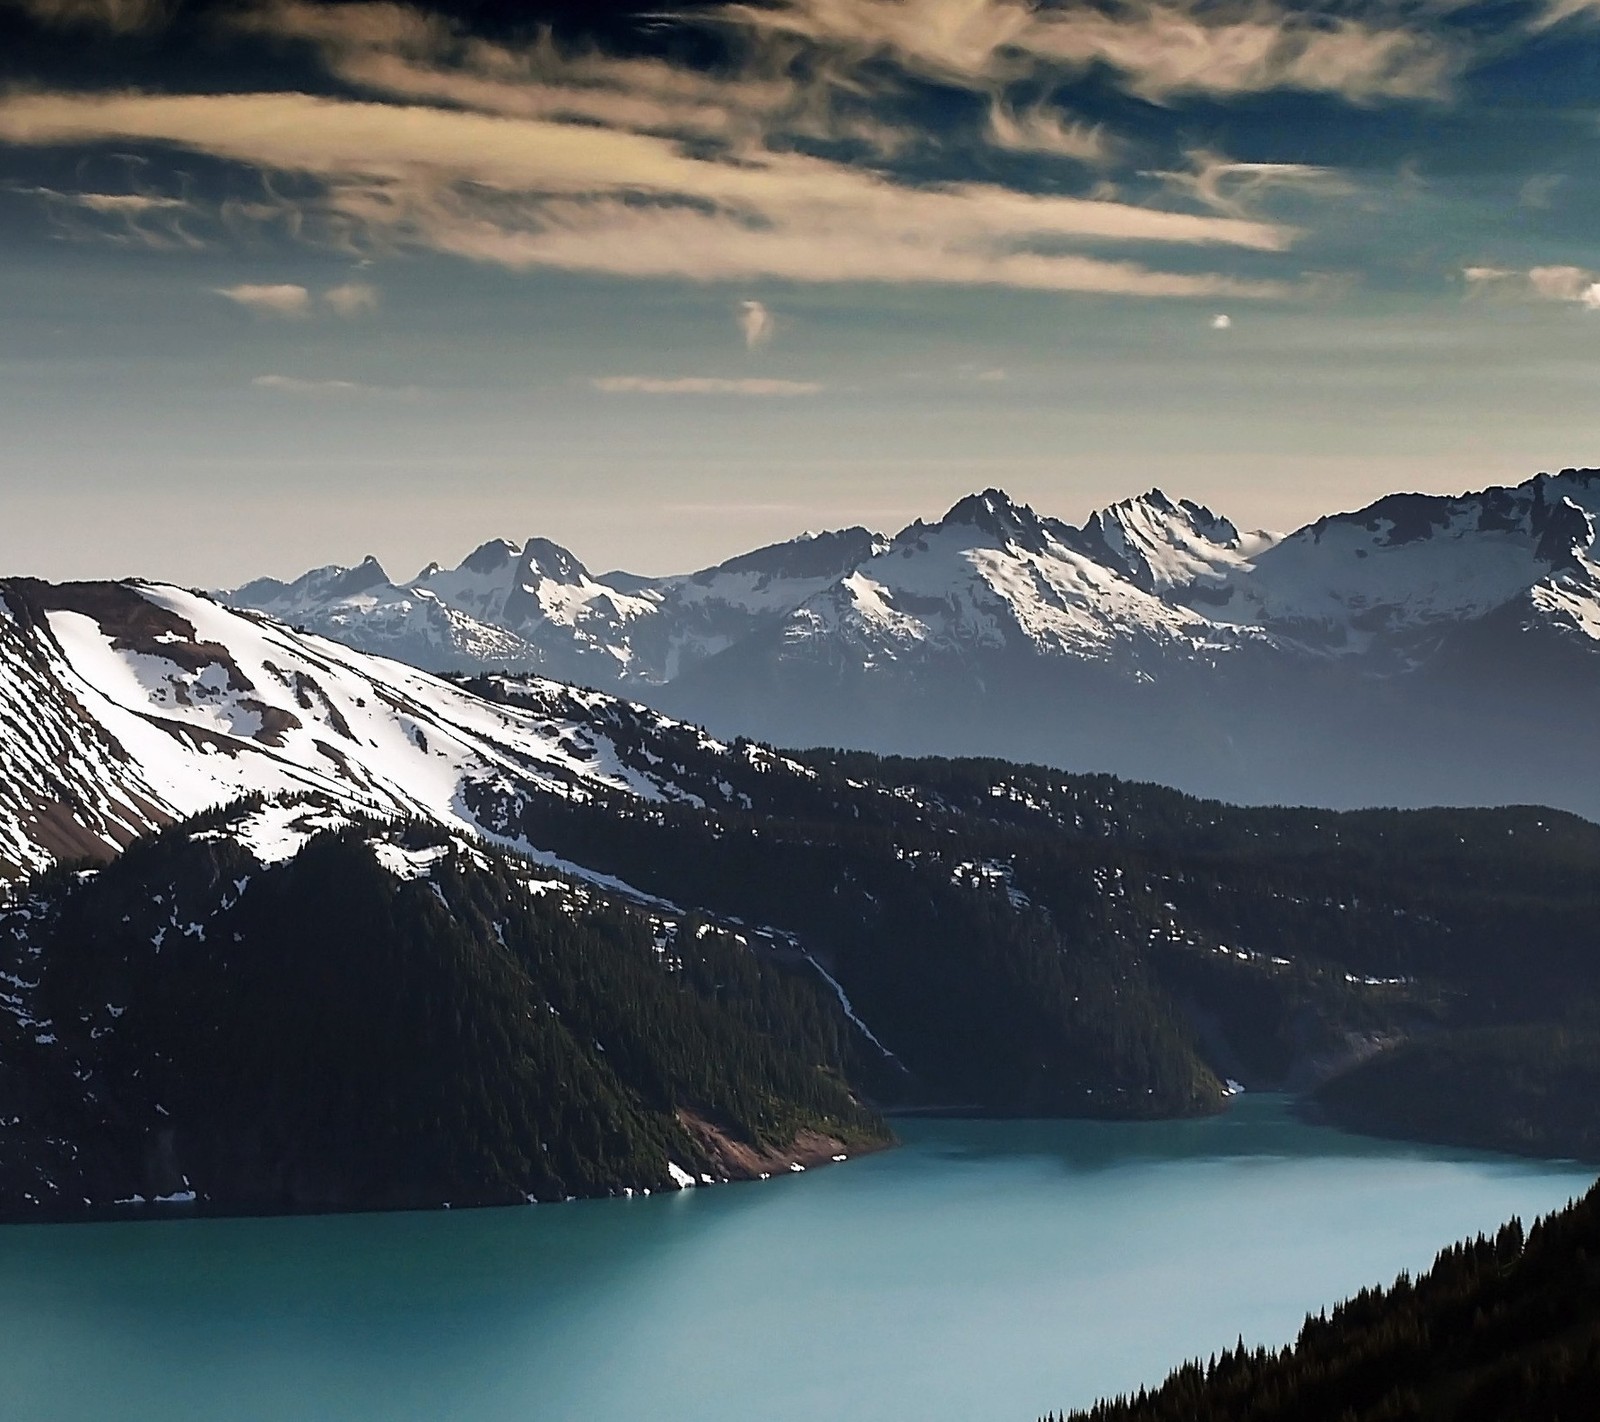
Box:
(9, 1087), (1596, 1228)
(3, 1098), (1592, 1422)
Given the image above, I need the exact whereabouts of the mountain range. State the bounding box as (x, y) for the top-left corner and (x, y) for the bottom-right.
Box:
(228, 467), (1600, 821)
(5, 572), (1600, 1217)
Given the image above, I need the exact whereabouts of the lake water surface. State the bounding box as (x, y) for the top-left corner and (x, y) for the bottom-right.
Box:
(1, 1097), (1592, 1422)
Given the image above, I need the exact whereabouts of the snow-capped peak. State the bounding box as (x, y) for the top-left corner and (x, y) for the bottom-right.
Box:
(343, 556), (392, 593)
(514, 537), (591, 591)
(458, 538), (521, 575)
(1210, 468), (1600, 652)
(1075, 489), (1265, 596)
(933, 488), (1058, 553)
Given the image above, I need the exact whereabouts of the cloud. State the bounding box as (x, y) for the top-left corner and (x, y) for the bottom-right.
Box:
(67, 191), (186, 214)
(1464, 264), (1600, 309)
(1211, 312), (1233, 329)
(0, 89), (1299, 298)
(215, 282), (312, 316)
(214, 278), (378, 317)
(6, 0), (171, 33)
(984, 102), (1110, 164)
(252, 373), (419, 397)
(592, 376), (823, 396)
(226, 0), (862, 148)
(1148, 151), (1352, 218)
(1533, 0), (1600, 29)
(738, 300), (774, 349)
(12, 182), (203, 248)
(1527, 265), (1600, 307)
(323, 280), (380, 316)
(726, 0), (1463, 104)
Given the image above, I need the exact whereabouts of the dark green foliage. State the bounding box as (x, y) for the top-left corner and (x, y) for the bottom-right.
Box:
(476, 771), (1223, 1117)
(10, 712), (1600, 1218)
(1315, 1026), (1600, 1161)
(463, 700), (1600, 1127)
(1047, 1184), (1600, 1422)
(2, 821), (883, 1217)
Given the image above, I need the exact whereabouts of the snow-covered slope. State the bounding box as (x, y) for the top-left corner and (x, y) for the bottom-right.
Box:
(228, 470), (1600, 686)
(770, 490), (1261, 666)
(228, 527), (886, 687)
(218, 467), (1600, 818)
(1202, 469), (1600, 657)
(0, 577), (739, 878)
(230, 554), (543, 671)
(1076, 489), (1278, 597)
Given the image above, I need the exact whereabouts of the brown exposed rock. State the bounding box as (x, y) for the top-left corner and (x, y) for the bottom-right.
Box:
(239, 699), (303, 746)
(16, 580), (254, 691)
(675, 1107), (883, 1181)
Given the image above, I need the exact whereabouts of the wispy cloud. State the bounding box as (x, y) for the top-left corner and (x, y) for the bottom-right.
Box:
(216, 282), (311, 316)
(0, 89), (1297, 297)
(13, 182), (203, 247)
(726, 0), (1464, 104)
(0, 0), (1432, 300)
(7, 0), (171, 33)
(1531, 0), (1600, 30)
(984, 102), (1110, 164)
(592, 376), (824, 396)
(252, 372), (420, 397)
(1464, 263), (1600, 309)
(1148, 151), (1352, 218)
(323, 280), (379, 316)
(738, 300), (774, 349)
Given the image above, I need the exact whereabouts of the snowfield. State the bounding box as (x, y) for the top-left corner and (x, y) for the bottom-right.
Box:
(0, 579), (728, 875)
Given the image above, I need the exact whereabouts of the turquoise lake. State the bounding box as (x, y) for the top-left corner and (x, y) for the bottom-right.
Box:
(1, 1097), (1592, 1422)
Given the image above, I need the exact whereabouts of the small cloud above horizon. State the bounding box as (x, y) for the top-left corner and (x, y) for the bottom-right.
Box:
(592, 375), (822, 397)
(252, 372), (420, 398)
(738, 300), (774, 350)
(324, 281), (379, 317)
(1464, 264), (1600, 310)
(218, 280), (380, 317)
(216, 282), (310, 316)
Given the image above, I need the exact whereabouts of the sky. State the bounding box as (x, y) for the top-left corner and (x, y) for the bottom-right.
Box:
(1, 0), (1599, 584)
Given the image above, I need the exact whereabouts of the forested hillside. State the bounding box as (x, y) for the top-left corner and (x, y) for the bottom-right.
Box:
(7, 568), (1600, 1225)
(1046, 1183), (1600, 1422)
(0, 802), (884, 1219)
(1314, 1026), (1600, 1160)
(467, 683), (1600, 1133)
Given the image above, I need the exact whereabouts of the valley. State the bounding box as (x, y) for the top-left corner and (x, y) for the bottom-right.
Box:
(3, 571), (1599, 1220)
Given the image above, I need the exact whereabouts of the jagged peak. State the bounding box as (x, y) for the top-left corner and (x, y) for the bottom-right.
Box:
(1535, 495), (1596, 571)
(1131, 487), (1176, 514)
(458, 538), (522, 575)
(934, 489), (1055, 550)
(1089, 488), (1238, 544)
(942, 487), (1030, 521)
(699, 525), (886, 584)
(1297, 467), (1600, 550)
(320, 556), (392, 599)
(518, 537), (589, 586)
